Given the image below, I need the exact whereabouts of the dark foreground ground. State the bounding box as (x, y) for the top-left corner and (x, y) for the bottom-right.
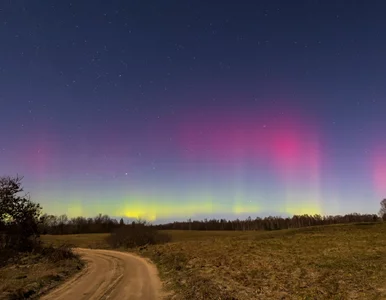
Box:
(0, 245), (84, 300)
(39, 222), (386, 299)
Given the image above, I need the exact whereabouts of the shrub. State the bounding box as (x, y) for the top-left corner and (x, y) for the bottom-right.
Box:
(0, 248), (19, 267)
(106, 221), (171, 248)
(35, 243), (79, 263)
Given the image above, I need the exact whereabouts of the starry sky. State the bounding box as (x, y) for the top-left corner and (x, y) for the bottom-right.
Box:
(1, 1), (385, 222)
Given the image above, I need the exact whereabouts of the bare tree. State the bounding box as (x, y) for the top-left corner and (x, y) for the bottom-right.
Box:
(379, 199), (386, 220)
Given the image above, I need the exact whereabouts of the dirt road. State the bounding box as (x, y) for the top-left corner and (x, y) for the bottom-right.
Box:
(41, 248), (162, 300)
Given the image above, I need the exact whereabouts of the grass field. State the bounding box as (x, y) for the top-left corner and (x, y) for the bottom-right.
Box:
(42, 233), (111, 249)
(42, 223), (386, 299)
(41, 230), (248, 248)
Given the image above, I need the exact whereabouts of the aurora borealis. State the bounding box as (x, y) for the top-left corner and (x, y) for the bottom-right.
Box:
(1, 1), (385, 222)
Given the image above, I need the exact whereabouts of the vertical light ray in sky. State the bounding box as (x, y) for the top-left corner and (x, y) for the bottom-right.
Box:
(373, 145), (386, 197)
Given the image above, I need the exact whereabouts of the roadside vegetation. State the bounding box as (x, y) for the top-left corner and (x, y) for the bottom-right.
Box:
(0, 244), (83, 300)
(106, 219), (171, 249)
(0, 176), (83, 299)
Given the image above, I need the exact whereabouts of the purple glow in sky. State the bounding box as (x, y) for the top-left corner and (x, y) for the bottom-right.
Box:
(1, 1), (385, 221)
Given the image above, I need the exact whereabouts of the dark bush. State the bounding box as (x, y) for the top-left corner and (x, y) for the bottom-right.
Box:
(38, 243), (79, 263)
(0, 176), (41, 252)
(9, 288), (36, 300)
(106, 221), (171, 248)
(0, 248), (19, 267)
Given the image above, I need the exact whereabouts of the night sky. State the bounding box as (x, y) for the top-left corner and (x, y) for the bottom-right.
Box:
(1, 1), (385, 222)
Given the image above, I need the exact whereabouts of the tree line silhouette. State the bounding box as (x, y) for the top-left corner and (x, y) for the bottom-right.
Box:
(152, 213), (380, 231)
(38, 212), (380, 235)
(1, 175), (385, 242)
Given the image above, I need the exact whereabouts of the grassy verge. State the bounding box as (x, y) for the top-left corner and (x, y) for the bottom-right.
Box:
(0, 245), (84, 300)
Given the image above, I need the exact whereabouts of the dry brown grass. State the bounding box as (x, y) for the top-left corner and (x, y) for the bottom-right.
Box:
(40, 223), (386, 299)
(41, 233), (111, 249)
(0, 245), (83, 299)
(39, 230), (242, 248)
(138, 223), (386, 299)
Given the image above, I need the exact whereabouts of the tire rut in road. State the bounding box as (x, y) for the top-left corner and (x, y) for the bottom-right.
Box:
(96, 253), (125, 300)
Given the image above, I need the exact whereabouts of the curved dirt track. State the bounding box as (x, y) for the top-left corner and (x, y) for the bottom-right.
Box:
(41, 248), (162, 300)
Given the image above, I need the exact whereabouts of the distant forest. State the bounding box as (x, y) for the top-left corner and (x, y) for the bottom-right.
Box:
(39, 213), (380, 235)
(3, 175), (384, 251)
